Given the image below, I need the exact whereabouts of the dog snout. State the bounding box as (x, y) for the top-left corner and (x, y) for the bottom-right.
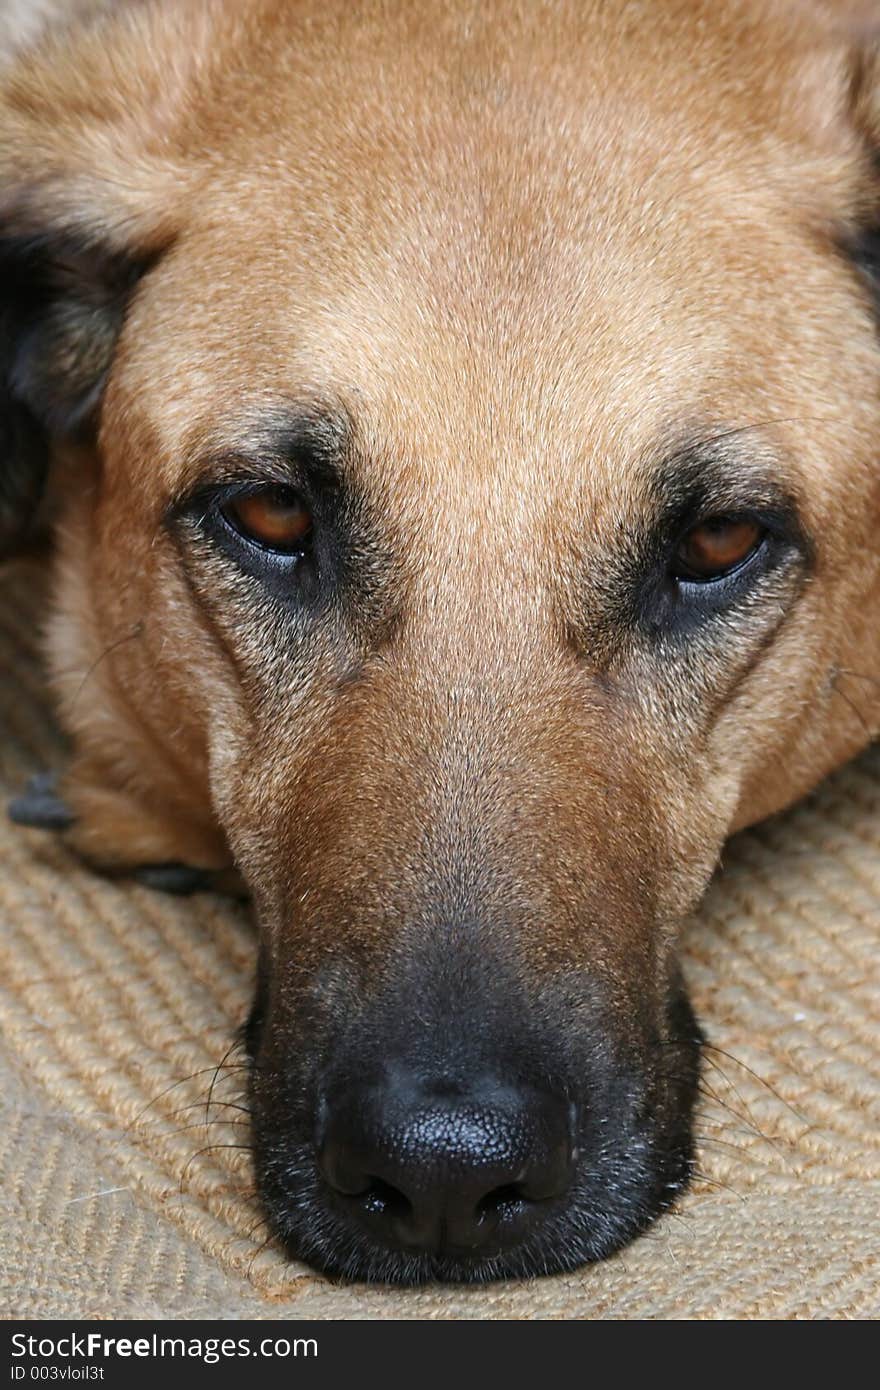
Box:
(317, 1074), (574, 1258)
(249, 961), (702, 1281)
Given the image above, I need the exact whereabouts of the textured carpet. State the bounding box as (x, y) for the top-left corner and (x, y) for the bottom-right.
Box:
(0, 556), (877, 1320)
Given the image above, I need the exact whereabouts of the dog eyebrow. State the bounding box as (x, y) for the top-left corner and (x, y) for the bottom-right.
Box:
(192, 405), (354, 502)
(649, 428), (808, 543)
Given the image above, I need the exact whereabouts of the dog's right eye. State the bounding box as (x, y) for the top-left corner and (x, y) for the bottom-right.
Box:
(220, 485), (313, 554)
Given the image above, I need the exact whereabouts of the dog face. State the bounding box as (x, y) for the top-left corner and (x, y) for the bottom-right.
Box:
(2, 0), (880, 1282)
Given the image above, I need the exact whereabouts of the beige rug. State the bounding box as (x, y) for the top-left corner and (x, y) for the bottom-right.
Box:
(0, 555), (877, 1320)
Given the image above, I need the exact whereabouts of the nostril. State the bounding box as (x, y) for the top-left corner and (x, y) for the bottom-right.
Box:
(357, 1177), (412, 1224)
(319, 1150), (414, 1224)
(476, 1168), (567, 1223)
(476, 1182), (530, 1222)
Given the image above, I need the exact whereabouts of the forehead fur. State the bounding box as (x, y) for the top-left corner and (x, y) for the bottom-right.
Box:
(93, 1), (873, 538)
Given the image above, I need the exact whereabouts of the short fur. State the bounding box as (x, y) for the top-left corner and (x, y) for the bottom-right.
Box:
(2, 0), (879, 1283)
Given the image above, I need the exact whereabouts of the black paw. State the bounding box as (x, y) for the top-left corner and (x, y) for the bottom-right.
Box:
(133, 862), (217, 896)
(8, 771), (75, 832)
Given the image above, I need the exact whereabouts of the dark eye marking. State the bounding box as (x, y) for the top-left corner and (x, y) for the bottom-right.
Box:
(628, 436), (813, 639)
(170, 475), (319, 607)
(840, 207), (880, 325)
(165, 406), (396, 633)
(164, 408), (354, 597)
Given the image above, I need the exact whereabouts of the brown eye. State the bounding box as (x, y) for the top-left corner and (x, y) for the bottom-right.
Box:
(222, 486), (312, 553)
(673, 516), (764, 582)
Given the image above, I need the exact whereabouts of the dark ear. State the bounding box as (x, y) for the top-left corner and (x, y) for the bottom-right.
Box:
(0, 221), (155, 553)
(0, 3), (210, 555)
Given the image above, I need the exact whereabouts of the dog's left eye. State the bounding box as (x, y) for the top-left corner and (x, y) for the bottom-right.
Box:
(220, 486), (313, 554)
(671, 516), (765, 583)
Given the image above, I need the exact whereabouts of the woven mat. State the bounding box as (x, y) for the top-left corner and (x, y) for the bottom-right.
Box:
(0, 556), (877, 1320)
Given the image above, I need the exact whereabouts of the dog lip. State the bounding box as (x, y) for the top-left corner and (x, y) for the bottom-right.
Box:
(258, 1116), (697, 1283)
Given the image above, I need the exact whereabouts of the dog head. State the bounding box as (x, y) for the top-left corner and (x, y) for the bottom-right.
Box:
(2, 0), (880, 1282)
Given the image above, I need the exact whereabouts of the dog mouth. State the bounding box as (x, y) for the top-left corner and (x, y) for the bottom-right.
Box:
(244, 975), (702, 1285)
(252, 1115), (697, 1286)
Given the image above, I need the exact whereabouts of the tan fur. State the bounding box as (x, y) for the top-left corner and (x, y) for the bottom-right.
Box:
(5, 0), (880, 1008)
(2, 0), (879, 1276)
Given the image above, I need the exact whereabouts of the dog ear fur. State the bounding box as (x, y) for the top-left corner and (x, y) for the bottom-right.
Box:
(0, 217), (157, 553)
(0, 4), (211, 555)
(840, 40), (880, 316)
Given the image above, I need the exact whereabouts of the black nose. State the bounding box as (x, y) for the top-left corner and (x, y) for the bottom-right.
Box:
(318, 1075), (574, 1257)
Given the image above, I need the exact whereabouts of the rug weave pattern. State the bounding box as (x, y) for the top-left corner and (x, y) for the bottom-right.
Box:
(1, 559), (877, 1319)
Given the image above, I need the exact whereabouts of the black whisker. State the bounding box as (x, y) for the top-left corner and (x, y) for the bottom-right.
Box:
(67, 622), (145, 714)
(125, 1062), (251, 1135)
(831, 678), (873, 737)
(179, 1142), (254, 1186)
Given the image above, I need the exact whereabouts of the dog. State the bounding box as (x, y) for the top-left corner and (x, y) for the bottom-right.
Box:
(1, 0), (879, 1285)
